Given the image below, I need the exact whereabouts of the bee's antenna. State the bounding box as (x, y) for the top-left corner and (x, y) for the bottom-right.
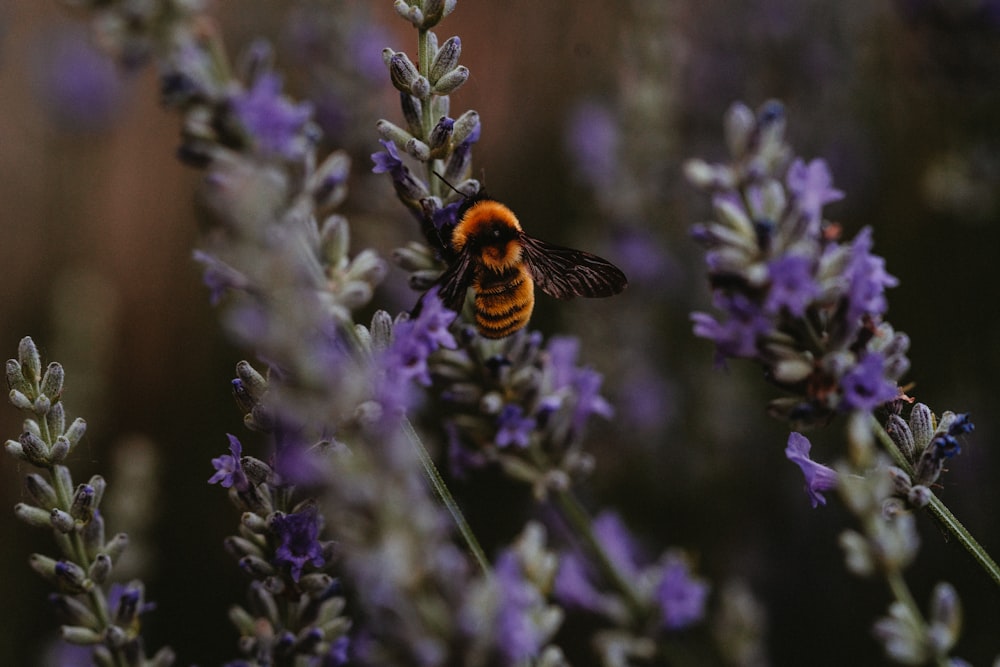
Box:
(433, 171), (466, 198)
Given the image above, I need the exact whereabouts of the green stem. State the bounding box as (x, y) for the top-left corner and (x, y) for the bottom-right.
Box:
(871, 415), (1000, 588)
(552, 487), (645, 622)
(401, 417), (490, 576)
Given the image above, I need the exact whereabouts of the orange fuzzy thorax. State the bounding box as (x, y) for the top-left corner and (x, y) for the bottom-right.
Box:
(451, 200), (525, 271)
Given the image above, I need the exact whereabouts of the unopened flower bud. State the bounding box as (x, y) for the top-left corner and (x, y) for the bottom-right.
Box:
(429, 36), (462, 84)
(433, 65), (469, 95)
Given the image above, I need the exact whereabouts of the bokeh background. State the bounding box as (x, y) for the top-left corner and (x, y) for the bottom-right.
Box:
(1, 0), (999, 665)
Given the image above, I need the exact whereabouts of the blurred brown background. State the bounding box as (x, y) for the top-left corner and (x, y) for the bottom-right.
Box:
(2, 0), (999, 665)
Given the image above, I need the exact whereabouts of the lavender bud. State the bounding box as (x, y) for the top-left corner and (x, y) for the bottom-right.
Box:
(70, 484), (96, 521)
(89, 553), (112, 584)
(50, 508), (76, 533)
(249, 580), (280, 622)
(93, 645), (114, 666)
(87, 474), (107, 508)
(61, 625), (103, 645)
(404, 136), (431, 161)
(14, 503), (53, 528)
(308, 151), (350, 211)
(81, 511), (106, 559)
(150, 647), (176, 667)
(239, 555), (276, 578)
(242, 456), (275, 486)
(19, 430), (50, 466)
(839, 530), (874, 577)
(909, 403), (935, 452)
(401, 93), (423, 138)
(50, 593), (100, 629)
(388, 51), (421, 94)
(429, 36), (462, 84)
(376, 118), (416, 148)
(18, 336), (41, 382)
(25, 473), (57, 507)
(40, 362), (64, 399)
(235, 361), (268, 402)
(52, 559), (92, 594)
(6, 358), (30, 395)
(874, 602), (927, 665)
(104, 624), (128, 649)
(433, 65), (469, 95)
(427, 116), (454, 158)
(225, 535), (266, 560)
(393, 0), (423, 26)
(887, 466), (912, 496)
(885, 414), (915, 460)
(422, 0), (448, 26)
(908, 484), (932, 508)
(8, 389), (33, 411)
(320, 214), (351, 267)
(228, 605), (256, 634)
(49, 435), (70, 463)
(263, 575), (286, 595)
(241, 511), (269, 535)
(452, 109), (480, 146)
(64, 417), (88, 448)
(299, 572), (335, 595)
(409, 269), (445, 290)
(724, 102), (756, 159)
(33, 394), (52, 416)
(4, 439), (27, 462)
(103, 533), (130, 562)
(45, 402), (66, 441)
(369, 310), (394, 352)
(928, 582), (961, 653)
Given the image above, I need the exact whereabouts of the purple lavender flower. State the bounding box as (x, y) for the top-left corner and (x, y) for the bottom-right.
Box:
(494, 550), (546, 663)
(209, 434), (249, 492)
(193, 250), (251, 305)
(230, 72), (314, 160)
(839, 353), (899, 412)
(541, 337), (614, 432)
(377, 288), (458, 414)
(765, 255), (820, 317)
(842, 227), (899, 325)
(565, 101), (620, 190)
(691, 293), (771, 361)
(786, 158), (844, 224)
(591, 512), (643, 579)
(657, 553), (710, 630)
(784, 432), (838, 507)
(552, 551), (607, 612)
(495, 404), (536, 448)
(33, 29), (125, 132)
(371, 138), (404, 175)
(271, 506), (326, 581)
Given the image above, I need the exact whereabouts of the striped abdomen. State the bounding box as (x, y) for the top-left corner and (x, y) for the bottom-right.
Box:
(474, 265), (535, 338)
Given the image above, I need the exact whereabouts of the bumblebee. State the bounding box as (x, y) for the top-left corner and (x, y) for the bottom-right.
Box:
(428, 197), (627, 338)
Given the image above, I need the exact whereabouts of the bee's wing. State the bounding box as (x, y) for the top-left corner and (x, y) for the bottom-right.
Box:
(432, 246), (477, 311)
(520, 234), (628, 299)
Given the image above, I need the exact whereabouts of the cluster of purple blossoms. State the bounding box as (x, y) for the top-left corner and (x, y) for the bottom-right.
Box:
(553, 512), (709, 631)
(429, 330), (615, 486)
(686, 101), (910, 424)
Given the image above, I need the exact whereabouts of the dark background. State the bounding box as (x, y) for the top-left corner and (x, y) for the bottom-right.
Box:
(1, 0), (998, 665)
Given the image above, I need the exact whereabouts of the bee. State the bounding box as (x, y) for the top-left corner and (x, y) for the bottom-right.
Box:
(426, 196), (628, 338)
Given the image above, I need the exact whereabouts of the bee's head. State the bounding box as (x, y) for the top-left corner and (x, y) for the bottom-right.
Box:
(452, 200), (524, 270)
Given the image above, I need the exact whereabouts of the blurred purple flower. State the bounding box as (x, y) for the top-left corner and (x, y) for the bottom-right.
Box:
(272, 506), (326, 581)
(231, 72), (314, 160)
(657, 553), (710, 630)
(553, 551), (606, 612)
(33, 29), (125, 132)
(565, 101), (620, 189)
(839, 353), (899, 412)
(784, 432), (838, 507)
(786, 158), (843, 224)
(691, 293), (771, 361)
(765, 255), (820, 316)
(495, 404), (536, 448)
(494, 550), (545, 663)
(193, 250), (251, 305)
(540, 337), (613, 434)
(371, 138), (403, 175)
(209, 434), (249, 492)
